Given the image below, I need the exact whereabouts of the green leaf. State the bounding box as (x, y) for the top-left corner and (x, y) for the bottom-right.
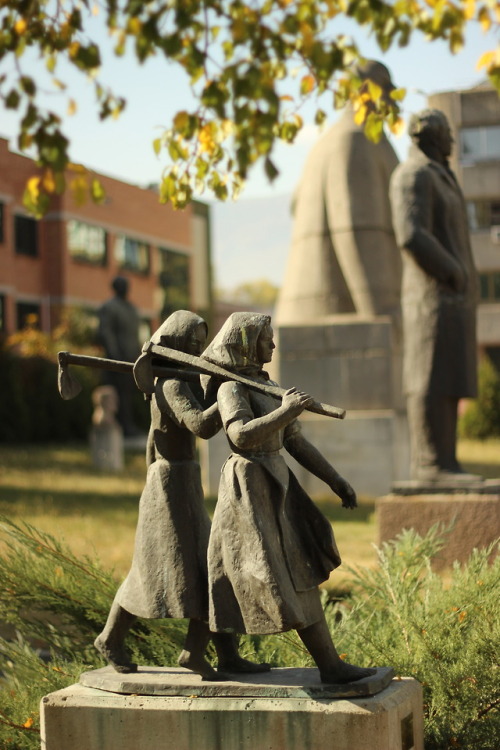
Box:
(6, 89), (20, 109)
(264, 156), (279, 182)
(315, 108), (327, 125)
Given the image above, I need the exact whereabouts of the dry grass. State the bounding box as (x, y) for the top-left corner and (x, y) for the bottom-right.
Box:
(0, 438), (498, 590)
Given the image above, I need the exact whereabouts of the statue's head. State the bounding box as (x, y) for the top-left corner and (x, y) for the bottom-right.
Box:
(151, 310), (208, 356)
(202, 312), (272, 372)
(357, 60), (395, 99)
(408, 109), (453, 159)
(112, 276), (129, 299)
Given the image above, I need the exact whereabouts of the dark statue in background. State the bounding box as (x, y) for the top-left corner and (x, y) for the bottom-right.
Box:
(98, 276), (141, 437)
(390, 109), (479, 482)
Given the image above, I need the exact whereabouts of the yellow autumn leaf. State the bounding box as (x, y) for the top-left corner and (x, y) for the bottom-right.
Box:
(27, 176), (40, 200)
(42, 169), (56, 193)
(127, 17), (142, 35)
(300, 74), (316, 95)
(198, 124), (216, 154)
(367, 80), (383, 102)
(23, 717), (34, 728)
(390, 87), (407, 102)
(67, 99), (77, 116)
(70, 175), (88, 206)
(68, 41), (80, 58)
(389, 117), (406, 136)
(354, 104), (367, 125)
(463, 0), (475, 20)
(478, 7), (491, 30)
(220, 119), (234, 137)
(15, 18), (27, 35)
(476, 50), (496, 70)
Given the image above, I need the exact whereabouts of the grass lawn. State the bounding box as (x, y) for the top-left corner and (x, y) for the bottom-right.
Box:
(0, 439), (499, 590)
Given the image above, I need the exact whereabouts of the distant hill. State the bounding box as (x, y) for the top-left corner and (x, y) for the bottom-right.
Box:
(211, 192), (293, 290)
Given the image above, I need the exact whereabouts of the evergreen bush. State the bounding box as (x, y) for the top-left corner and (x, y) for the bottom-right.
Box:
(459, 356), (500, 439)
(0, 519), (498, 750)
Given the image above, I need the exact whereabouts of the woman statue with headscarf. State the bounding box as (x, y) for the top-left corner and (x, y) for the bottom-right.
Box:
(95, 310), (268, 679)
(203, 312), (376, 683)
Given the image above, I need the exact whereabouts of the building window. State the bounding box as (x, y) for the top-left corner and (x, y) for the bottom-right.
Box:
(115, 235), (150, 274)
(159, 248), (191, 319)
(14, 215), (38, 256)
(460, 125), (500, 161)
(0, 203), (4, 244)
(467, 200), (500, 231)
(67, 220), (107, 264)
(16, 301), (41, 330)
(479, 272), (500, 303)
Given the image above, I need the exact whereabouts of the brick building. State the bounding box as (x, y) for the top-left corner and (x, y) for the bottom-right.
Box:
(0, 137), (213, 339)
(429, 82), (500, 367)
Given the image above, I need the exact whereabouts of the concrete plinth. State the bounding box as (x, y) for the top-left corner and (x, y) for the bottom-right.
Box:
(377, 489), (500, 569)
(41, 668), (423, 750)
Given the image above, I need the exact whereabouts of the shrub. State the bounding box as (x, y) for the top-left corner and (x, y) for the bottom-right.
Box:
(0, 520), (498, 750)
(459, 356), (500, 439)
(0, 350), (97, 443)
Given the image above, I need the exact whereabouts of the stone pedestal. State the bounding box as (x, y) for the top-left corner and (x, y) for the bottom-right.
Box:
(41, 667), (424, 750)
(275, 316), (408, 497)
(377, 483), (500, 569)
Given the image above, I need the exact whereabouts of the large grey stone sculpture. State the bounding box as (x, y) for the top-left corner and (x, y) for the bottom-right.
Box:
(202, 312), (378, 684)
(390, 109), (479, 482)
(276, 61), (401, 323)
(95, 310), (268, 679)
(98, 276), (141, 437)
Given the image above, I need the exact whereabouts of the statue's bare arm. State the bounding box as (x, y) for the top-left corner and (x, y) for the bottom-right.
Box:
(284, 432), (357, 509)
(220, 383), (311, 451)
(160, 379), (221, 439)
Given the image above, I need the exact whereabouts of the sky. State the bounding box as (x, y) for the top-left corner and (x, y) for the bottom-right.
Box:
(0, 13), (497, 289)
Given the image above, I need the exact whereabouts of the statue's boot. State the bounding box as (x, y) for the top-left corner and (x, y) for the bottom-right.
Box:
(94, 601), (138, 673)
(178, 619), (229, 681)
(297, 618), (376, 684)
(211, 632), (270, 673)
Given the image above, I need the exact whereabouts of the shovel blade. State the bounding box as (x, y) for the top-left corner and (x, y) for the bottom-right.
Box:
(133, 351), (155, 395)
(58, 363), (83, 400)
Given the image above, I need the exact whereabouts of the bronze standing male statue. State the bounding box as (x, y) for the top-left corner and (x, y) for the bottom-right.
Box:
(390, 109), (479, 482)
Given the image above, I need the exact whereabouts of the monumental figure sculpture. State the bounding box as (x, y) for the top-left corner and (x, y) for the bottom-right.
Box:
(276, 60), (401, 323)
(203, 312), (377, 683)
(390, 109), (479, 481)
(95, 310), (268, 678)
(98, 276), (141, 436)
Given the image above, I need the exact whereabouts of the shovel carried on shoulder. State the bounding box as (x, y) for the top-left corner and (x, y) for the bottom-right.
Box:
(58, 343), (346, 420)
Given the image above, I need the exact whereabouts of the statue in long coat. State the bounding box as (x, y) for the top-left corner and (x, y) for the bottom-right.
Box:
(276, 61), (401, 324)
(389, 109), (479, 481)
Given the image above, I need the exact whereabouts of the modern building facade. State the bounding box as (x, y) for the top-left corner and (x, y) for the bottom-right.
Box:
(0, 137), (213, 340)
(429, 82), (500, 367)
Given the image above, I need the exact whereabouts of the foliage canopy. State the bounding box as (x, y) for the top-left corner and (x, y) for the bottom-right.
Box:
(1, 0), (499, 213)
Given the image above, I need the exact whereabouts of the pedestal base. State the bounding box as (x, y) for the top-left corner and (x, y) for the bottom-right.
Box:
(377, 490), (500, 569)
(41, 668), (424, 750)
